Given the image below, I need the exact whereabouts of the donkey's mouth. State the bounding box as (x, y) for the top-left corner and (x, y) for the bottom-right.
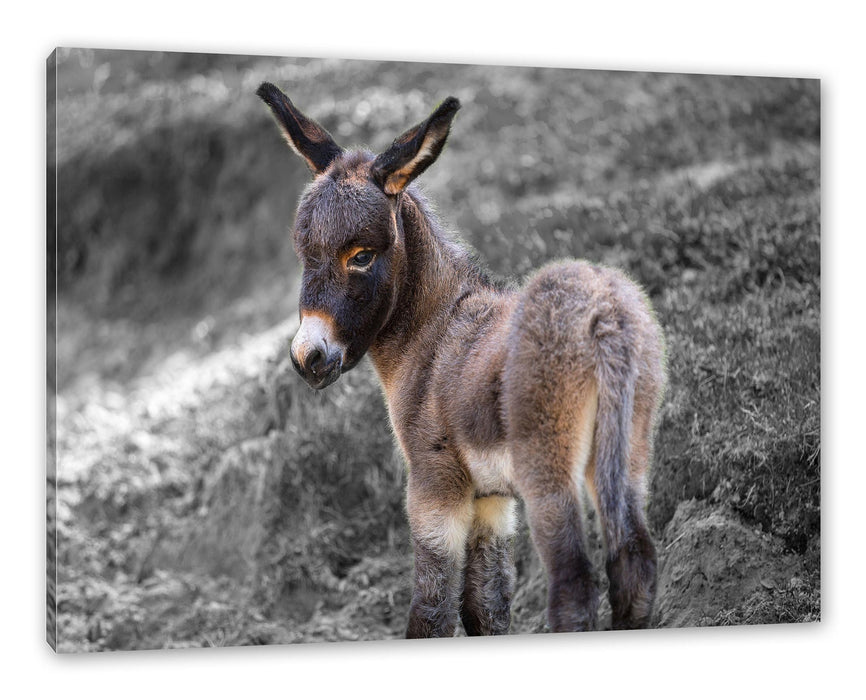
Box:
(293, 364), (341, 391)
(306, 351), (365, 389)
(307, 367), (341, 390)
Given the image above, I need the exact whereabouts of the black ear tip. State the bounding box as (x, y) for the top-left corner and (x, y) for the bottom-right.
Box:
(442, 96), (461, 113)
(427, 96), (460, 126)
(256, 81), (284, 104)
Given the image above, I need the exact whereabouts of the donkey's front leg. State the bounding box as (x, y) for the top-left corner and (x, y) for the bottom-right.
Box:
(405, 468), (474, 639)
(460, 496), (517, 636)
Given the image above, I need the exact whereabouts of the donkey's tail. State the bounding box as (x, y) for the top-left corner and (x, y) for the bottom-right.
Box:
(591, 317), (639, 554)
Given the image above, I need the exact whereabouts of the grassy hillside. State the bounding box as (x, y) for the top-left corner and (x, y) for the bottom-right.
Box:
(49, 49), (819, 650)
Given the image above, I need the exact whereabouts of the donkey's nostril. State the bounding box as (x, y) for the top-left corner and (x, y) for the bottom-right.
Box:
(306, 348), (325, 376)
(295, 344), (342, 389)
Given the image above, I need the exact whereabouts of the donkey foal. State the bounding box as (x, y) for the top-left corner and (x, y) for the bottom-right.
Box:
(257, 83), (667, 636)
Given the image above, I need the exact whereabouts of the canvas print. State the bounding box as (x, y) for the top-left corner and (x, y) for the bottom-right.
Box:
(47, 48), (820, 651)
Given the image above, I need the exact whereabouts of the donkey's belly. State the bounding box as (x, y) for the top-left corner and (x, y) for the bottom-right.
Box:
(460, 444), (516, 498)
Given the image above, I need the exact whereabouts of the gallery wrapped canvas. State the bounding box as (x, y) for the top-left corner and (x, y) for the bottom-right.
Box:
(47, 48), (819, 651)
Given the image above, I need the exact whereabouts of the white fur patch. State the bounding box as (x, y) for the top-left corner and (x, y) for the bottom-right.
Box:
(441, 502), (474, 559)
(461, 445), (514, 495)
(414, 499), (474, 560)
(474, 496), (518, 537)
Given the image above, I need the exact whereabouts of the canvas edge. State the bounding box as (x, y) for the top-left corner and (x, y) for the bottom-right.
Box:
(46, 47), (58, 653)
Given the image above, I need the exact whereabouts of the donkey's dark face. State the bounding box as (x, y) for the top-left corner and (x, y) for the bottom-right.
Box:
(290, 155), (404, 389)
(257, 83), (460, 389)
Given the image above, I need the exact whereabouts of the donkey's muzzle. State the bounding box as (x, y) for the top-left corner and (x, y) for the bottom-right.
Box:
(291, 344), (342, 390)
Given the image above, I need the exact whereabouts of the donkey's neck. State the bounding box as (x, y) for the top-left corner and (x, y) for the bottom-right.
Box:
(369, 191), (481, 383)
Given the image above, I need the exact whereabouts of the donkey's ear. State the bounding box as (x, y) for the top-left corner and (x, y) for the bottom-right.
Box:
(256, 82), (344, 174)
(371, 97), (461, 195)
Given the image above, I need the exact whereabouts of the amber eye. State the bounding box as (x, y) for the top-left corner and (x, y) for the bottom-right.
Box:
(348, 250), (375, 269)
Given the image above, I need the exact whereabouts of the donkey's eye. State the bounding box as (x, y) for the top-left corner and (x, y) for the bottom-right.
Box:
(348, 250), (375, 269)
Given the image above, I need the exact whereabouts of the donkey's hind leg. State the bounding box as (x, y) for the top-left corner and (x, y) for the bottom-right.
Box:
(509, 387), (601, 633)
(460, 496), (517, 636)
(516, 471), (598, 632)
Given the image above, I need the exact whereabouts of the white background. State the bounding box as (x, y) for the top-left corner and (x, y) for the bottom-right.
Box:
(3, 1), (859, 696)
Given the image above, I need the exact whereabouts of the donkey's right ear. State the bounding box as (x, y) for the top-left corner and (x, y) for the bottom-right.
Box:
(371, 97), (461, 195)
(256, 82), (344, 174)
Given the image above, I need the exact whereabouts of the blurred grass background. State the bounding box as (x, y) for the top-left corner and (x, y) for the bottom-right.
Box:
(49, 48), (819, 650)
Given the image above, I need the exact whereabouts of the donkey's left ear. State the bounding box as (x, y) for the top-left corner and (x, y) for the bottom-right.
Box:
(371, 97), (461, 195)
(256, 82), (344, 174)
